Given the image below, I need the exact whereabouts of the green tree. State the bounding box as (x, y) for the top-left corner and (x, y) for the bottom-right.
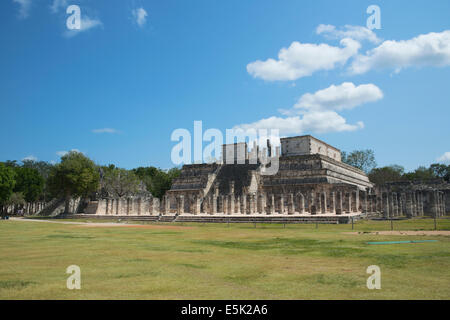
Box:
(342, 149), (377, 174)
(0, 163), (16, 216)
(101, 167), (141, 197)
(13, 167), (44, 203)
(22, 160), (54, 201)
(429, 163), (450, 182)
(47, 151), (100, 213)
(133, 166), (181, 199)
(403, 166), (436, 181)
(7, 192), (26, 212)
(368, 165), (405, 185)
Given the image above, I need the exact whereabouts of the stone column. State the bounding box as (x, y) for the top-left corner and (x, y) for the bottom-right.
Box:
(288, 193), (295, 215)
(153, 198), (160, 215)
(405, 192), (413, 218)
(412, 192), (417, 217)
(242, 194), (247, 214)
(260, 192), (267, 214)
(418, 192), (424, 216)
(355, 190), (359, 212)
(383, 192), (390, 218)
(235, 196), (241, 214)
(363, 191), (368, 213)
(310, 192), (316, 215)
(251, 194), (258, 214)
(298, 193), (305, 214)
(178, 195), (184, 214)
(116, 198), (121, 215)
(347, 192), (352, 214)
(336, 192), (343, 215)
(137, 198), (141, 215)
(270, 194), (275, 215)
(330, 192), (336, 214)
(279, 195), (285, 214)
(163, 196), (169, 215)
(322, 192), (327, 214)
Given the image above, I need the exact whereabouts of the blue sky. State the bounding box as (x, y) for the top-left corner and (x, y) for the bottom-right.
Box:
(1, 0), (449, 171)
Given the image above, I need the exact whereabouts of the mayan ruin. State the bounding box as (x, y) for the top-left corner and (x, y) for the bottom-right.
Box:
(75, 135), (449, 224)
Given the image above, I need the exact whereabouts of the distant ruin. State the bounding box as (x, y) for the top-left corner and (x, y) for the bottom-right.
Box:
(85, 135), (448, 223)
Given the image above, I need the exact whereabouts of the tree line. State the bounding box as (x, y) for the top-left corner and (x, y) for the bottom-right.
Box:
(342, 149), (450, 185)
(0, 151), (181, 215)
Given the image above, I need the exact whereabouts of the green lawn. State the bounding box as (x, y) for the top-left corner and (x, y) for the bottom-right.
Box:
(0, 218), (449, 299)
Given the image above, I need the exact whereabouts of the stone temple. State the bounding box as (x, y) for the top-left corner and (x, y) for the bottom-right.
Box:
(19, 134), (446, 223)
(79, 134), (449, 224)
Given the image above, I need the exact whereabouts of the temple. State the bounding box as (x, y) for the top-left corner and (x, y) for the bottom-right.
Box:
(80, 135), (447, 223)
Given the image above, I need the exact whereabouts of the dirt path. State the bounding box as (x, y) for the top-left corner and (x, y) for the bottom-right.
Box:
(344, 230), (450, 236)
(8, 217), (191, 230)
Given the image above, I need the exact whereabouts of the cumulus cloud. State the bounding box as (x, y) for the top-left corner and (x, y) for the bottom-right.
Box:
(64, 15), (103, 37)
(247, 38), (360, 81)
(234, 82), (382, 136)
(437, 152), (450, 164)
(292, 82), (383, 112)
(50, 0), (68, 13)
(13, 0), (32, 19)
(56, 149), (82, 157)
(92, 128), (119, 134)
(132, 7), (148, 27)
(22, 155), (37, 162)
(316, 24), (382, 44)
(349, 30), (450, 74)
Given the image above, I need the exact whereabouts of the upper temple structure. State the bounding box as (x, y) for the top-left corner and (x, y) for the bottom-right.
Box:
(76, 134), (447, 224)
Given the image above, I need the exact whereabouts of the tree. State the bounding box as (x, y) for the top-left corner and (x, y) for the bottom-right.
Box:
(101, 167), (141, 198)
(403, 166), (436, 181)
(133, 166), (181, 199)
(13, 167), (44, 203)
(368, 165), (405, 185)
(429, 163), (450, 182)
(0, 163), (16, 216)
(47, 151), (100, 213)
(7, 192), (26, 212)
(22, 160), (54, 201)
(342, 149), (377, 174)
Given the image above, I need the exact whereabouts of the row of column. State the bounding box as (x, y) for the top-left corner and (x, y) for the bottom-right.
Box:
(165, 190), (370, 215)
(380, 191), (426, 218)
(101, 197), (160, 216)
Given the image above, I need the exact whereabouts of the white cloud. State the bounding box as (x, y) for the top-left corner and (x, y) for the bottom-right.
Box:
(234, 82), (382, 136)
(437, 152), (450, 164)
(293, 82), (383, 112)
(132, 7), (148, 27)
(349, 30), (450, 74)
(247, 38), (360, 81)
(22, 155), (37, 162)
(64, 15), (103, 37)
(92, 128), (119, 134)
(13, 0), (32, 19)
(56, 149), (82, 157)
(50, 0), (68, 13)
(316, 24), (382, 44)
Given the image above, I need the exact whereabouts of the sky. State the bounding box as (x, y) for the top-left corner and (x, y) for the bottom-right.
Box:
(1, 0), (449, 171)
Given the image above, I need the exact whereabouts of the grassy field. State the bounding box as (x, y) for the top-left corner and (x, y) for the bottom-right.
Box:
(0, 217), (449, 299)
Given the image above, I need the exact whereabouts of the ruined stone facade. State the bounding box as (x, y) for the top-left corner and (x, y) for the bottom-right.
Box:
(84, 135), (448, 222)
(375, 180), (449, 218)
(161, 135), (375, 220)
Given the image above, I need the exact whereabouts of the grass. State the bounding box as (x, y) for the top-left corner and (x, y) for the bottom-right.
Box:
(0, 217), (449, 299)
